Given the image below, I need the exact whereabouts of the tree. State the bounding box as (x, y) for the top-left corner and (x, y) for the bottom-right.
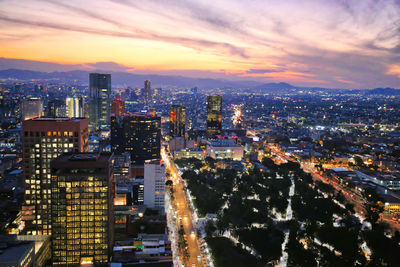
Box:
(353, 156), (364, 168)
(165, 180), (173, 187)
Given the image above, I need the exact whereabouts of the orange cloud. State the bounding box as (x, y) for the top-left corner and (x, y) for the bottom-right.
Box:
(387, 65), (400, 78)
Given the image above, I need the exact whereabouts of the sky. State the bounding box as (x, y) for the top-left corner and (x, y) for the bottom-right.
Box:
(0, 0), (399, 88)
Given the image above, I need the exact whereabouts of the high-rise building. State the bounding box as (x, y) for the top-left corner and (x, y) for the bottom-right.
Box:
(113, 152), (131, 183)
(21, 98), (43, 121)
(111, 98), (125, 116)
(47, 99), (67, 118)
(144, 162), (166, 210)
(66, 96), (84, 118)
(89, 73), (111, 130)
(190, 87), (198, 94)
(143, 80), (151, 103)
(206, 95), (222, 137)
(22, 117), (89, 235)
(0, 86), (5, 121)
(169, 105), (186, 138)
(111, 112), (161, 163)
(50, 152), (114, 266)
(110, 115), (124, 155)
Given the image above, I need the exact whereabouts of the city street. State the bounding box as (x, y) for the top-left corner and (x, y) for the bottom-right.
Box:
(162, 147), (207, 267)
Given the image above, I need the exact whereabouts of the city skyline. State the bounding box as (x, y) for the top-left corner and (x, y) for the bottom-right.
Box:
(0, 0), (400, 88)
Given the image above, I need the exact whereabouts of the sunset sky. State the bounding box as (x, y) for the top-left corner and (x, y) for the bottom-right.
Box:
(0, 0), (399, 88)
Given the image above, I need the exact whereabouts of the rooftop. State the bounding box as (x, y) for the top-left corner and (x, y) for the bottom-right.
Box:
(29, 117), (87, 122)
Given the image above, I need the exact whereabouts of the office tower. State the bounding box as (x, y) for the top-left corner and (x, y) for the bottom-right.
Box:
(111, 112), (161, 163)
(110, 115), (124, 155)
(111, 98), (125, 116)
(132, 179), (144, 205)
(47, 99), (67, 118)
(66, 96), (84, 118)
(144, 162), (166, 210)
(191, 87), (198, 94)
(113, 152), (131, 183)
(21, 98), (43, 121)
(0, 86), (4, 121)
(22, 118), (89, 235)
(50, 152), (114, 266)
(0, 235), (51, 267)
(154, 88), (162, 97)
(143, 80), (151, 102)
(206, 95), (222, 137)
(169, 105), (186, 138)
(89, 73), (111, 130)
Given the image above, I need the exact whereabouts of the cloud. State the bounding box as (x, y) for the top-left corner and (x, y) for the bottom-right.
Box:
(387, 65), (400, 78)
(0, 14), (248, 58)
(244, 68), (287, 74)
(84, 62), (134, 72)
(1, 0), (400, 87)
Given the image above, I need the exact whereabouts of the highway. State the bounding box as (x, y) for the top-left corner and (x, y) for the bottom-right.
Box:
(162, 147), (207, 267)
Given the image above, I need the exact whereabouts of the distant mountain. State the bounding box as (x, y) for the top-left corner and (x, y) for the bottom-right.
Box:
(0, 68), (298, 90)
(253, 82), (295, 90)
(364, 87), (400, 95)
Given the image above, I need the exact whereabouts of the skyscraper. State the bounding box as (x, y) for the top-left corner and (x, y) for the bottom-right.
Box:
(143, 80), (151, 103)
(50, 152), (114, 266)
(144, 162), (166, 210)
(22, 117), (89, 235)
(169, 105), (186, 137)
(206, 95), (222, 137)
(47, 99), (66, 118)
(111, 98), (125, 116)
(0, 86), (5, 121)
(111, 112), (161, 163)
(21, 98), (43, 121)
(66, 96), (84, 118)
(89, 73), (111, 130)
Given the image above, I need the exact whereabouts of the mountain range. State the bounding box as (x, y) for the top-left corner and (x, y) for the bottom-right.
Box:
(0, 68), (398, 94)
(0, 68), (295, 90)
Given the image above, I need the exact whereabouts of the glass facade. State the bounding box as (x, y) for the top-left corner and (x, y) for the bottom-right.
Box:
(50, 153), (113, 266)
(89, 73), (111, 130)
(206, 95), (222, 137)
(169, 105), (186, 137)
(111, 113), (161, 164)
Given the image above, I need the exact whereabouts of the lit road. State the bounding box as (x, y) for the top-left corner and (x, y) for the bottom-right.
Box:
(266, 144), (400, 230)
(162, 147), (207, 267)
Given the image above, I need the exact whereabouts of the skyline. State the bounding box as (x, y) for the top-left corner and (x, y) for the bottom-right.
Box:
(0, 0), (400, 88)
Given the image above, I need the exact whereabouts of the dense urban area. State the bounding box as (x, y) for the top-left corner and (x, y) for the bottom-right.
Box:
(0, 74), (400, 267)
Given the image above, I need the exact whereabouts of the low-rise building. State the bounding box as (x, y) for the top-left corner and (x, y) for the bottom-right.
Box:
(206, 139), (244, 161)
(173, 148), (204, 160)
(355, 170), (400, 190)
(0, 235), (51, 267)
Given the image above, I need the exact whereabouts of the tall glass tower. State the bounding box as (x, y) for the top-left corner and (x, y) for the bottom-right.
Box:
(89, 73), (111, 130)
(206, 95), (222, 137)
